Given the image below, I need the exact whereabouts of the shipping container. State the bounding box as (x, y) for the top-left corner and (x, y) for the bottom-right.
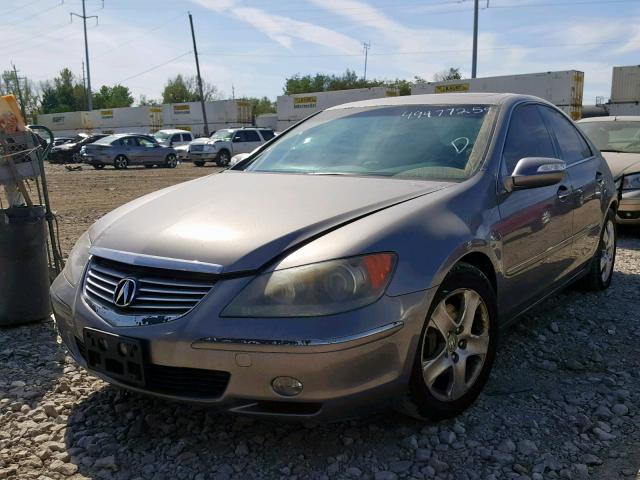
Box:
(256, 113), (278, 130)
(610, 65), (640, 104)
(36, 111), (92, 132)
(163, 100), (253, 136)
(90, 106), (163, 132)
(277, 86), (400, 126)
(411, 70), (585, 120)
(607, 103), (640, 116)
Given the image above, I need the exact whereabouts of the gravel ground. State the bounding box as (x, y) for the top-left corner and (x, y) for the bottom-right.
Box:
(1, 165), (639, 479)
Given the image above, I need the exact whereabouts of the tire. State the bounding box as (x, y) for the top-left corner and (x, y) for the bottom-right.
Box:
(216, 150), (231, 167)
(71, 153), (82, 163)
(113, 155), (128, 170)
(577, 210), (616, 291)
(144, 165), (153, 169)
(400, 263), (498, 421)
(164, 154), (178, 169)
(193, 160), (205, 167)
(93, 163), (104, 170)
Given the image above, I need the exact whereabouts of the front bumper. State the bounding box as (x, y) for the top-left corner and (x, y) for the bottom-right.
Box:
(189, 151), (219, 162)
(51, 273), (434, 421)
(616, 190), (640, 224)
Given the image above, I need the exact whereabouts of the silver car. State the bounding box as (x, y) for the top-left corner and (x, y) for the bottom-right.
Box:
(51, 94), (617, 421)
(578, 116), (640, 224)
(81, 134), (179, 170)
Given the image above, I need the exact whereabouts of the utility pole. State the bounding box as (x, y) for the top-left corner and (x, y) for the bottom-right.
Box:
(232, 84), (235, 100)
(71, 0), (100, 111)
(11, 63), (27, 122)
(471, 0), (479, 78)
(81, 60), (86, 110)
(363, 42), (370, 81)
(188, 12), (209, 136)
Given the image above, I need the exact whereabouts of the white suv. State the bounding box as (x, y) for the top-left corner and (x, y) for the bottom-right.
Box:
(188, 127), (275, 167)
(153, 129), (194, 160)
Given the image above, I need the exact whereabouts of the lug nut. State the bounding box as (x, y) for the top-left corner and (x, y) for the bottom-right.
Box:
(458, 339), (467, 349)
(455, 326), (463, 334)
(451, 352), (459, 363)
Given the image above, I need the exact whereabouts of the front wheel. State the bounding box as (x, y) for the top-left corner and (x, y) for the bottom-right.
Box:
(164, 154), (178, 168)
(216, 150), (231, 167)
(72, 153), (82, 163)
(400, 263), (497, 421)
(578, 210), (616, 291)
(113, 155), (128, 170)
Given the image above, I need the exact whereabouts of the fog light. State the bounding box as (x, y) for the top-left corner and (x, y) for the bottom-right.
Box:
(272, 376), (303, 397)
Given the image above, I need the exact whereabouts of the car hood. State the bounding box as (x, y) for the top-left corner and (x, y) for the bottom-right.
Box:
(601, 152), (640, 179)
(90, 171), (449, 273)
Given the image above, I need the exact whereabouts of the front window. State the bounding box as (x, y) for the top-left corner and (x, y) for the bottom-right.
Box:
(241, 105), (495, 181)
(210, 129), (234, 141)
(579, 121), (640, 154)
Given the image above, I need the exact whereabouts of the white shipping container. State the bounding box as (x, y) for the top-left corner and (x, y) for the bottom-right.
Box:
(37, 111), (92, 132)
(610, 66), (640, 104)
(277, 86), (400, 123)
(411, 70), (584, 119)
(256, 113), (278, 130)
(607, 103), (640, 116)
(90, 106), (159, 132)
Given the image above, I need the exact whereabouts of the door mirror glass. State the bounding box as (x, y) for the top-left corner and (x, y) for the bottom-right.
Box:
(505, 157), (566, 191)
(233, 136), (242, 143)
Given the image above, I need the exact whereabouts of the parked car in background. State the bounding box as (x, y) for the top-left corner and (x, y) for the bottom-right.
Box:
(578, 116), (640, 225)
(153, 129), (193, 160)
(80, 134), (178, 170)
(49, 133), (108, 164)
(188, 127), (275, 166)
(52, 94), (617, 422)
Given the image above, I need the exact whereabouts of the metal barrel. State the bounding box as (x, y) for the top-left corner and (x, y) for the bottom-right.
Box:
(0, 206), (51, 326)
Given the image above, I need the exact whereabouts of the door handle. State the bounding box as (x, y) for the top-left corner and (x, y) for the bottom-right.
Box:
(557, 185), (571, 202)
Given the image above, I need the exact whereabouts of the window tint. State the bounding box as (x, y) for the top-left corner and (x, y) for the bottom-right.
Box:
(244, 130), (261, 142)
(138, 137), (156, 148)
(538, 107), (592, 164)
(233, 131), (245, 142)
(121, 137), (139, 147)
(170, 134), (181, 143)
(181, 133), (192, 142)
(502, 104), (556, 174)
(259, 129), (275, 141)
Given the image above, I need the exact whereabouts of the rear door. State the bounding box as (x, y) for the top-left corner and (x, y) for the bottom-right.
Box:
(497, 103), (575, 313)
(538, 106), (603, 267)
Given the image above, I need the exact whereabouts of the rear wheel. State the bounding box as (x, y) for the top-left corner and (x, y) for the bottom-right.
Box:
(194, 160), (205, 167)
(400, 263), (497, 420)
(93, 163), (104, 170)
(71, 153), (82, 163)
(578, 210), (616, 291)
(216, 150), (231, 167)
(164, 154), (178, 168)
(113, 155), (128, 170)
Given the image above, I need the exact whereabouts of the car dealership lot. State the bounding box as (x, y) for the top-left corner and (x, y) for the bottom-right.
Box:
(1, 164), (639, 480)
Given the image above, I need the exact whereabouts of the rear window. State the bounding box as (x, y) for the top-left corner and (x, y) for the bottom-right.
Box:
(92, 135), (120, 145)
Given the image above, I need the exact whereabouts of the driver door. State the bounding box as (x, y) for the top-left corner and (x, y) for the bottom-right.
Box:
(496, 104), (575, 314)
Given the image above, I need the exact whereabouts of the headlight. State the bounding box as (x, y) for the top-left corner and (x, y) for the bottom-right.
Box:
(622, 173), (640, 191)
(62, 231), (91, 285)
(222, 253), (396, 317)
(204, 143), (217, 152)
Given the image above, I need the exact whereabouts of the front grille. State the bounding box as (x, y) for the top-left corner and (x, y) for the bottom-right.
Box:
(83, 256), (216, 323)
(189, 144), (204, 152)
(75, 337), (230, 398)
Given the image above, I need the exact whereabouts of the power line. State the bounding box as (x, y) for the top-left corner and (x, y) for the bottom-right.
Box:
(116, 51), (193, 84)
(0, 0), (65, 29)
(0, 0), (44, 17)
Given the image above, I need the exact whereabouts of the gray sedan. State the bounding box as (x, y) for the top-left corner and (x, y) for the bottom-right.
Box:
(51, 93), (617, 421)
(81, 134), (179, 170)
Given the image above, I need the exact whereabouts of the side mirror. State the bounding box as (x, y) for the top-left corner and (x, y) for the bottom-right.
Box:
(504, 157), (566, 192)
(233, 137), (241, 143)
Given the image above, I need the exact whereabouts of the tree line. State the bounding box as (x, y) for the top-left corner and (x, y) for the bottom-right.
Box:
(0, 66), (461, 123)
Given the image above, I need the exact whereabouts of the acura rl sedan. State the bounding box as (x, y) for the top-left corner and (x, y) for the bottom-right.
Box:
(51, 93), (618, 421)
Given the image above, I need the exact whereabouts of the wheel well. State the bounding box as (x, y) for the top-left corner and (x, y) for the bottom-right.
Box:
(457, 252), (497, 293)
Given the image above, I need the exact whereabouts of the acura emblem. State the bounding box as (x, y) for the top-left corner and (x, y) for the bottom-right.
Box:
(113, 278), (137, 308)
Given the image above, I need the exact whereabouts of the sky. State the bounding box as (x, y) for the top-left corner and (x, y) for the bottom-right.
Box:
(2, 0), (640, 105)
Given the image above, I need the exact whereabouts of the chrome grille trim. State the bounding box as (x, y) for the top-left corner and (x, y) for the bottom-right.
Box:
(82, 255), (217, 327)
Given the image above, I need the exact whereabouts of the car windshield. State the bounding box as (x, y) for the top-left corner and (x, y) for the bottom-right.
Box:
(241, 104), (494, 181)
(211, 129), (234, 140)
(153, 131), (171, 141)
(579, 121), (640, 153)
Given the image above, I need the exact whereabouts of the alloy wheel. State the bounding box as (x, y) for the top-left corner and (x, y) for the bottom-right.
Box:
(600, 219), (615, 282)
(166, 155), (177, 168)
(421, 288), (490, 402)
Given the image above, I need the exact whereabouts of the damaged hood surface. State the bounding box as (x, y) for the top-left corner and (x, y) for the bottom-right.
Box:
(91, 171), (447, 273)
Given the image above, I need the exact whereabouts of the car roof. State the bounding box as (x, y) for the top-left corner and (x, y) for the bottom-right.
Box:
(156, 129), (191, 134)
(326, 92), (540, 110)
(578, 116), (640, 123)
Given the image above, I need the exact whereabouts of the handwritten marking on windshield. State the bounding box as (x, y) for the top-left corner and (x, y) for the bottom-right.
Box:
(401, 106), (489, 119)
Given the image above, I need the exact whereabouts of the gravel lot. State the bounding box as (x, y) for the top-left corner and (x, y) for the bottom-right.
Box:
(1, 164), (639, 480)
